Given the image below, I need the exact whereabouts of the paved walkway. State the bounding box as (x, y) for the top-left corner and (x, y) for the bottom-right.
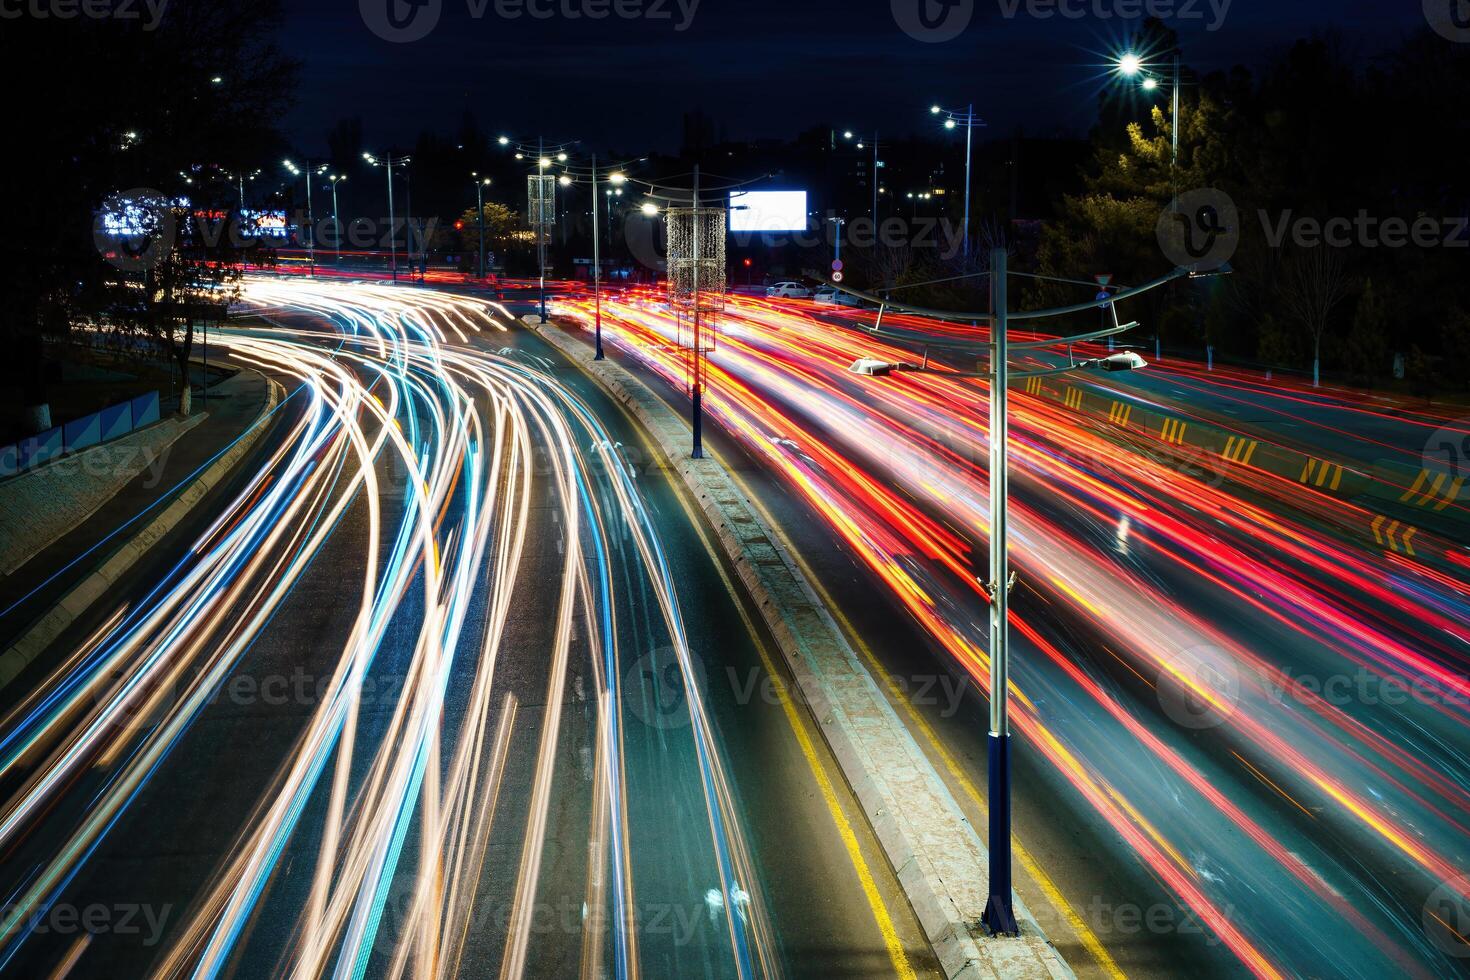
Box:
(0, 359), (275, 652)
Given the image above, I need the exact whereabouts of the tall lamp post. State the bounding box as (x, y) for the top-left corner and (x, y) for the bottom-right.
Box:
(841, 129), (881, 226)
(1116, 51), (1181, 168)
(1115, 50), (1182, 360)
(362, 151), (410, 282)
(327, 174), (346, 264)
(283, 158), (326, 276)
(930, 103), (986, 257)
(840, 252), (1215, 937)
(471, 173), (491, 279)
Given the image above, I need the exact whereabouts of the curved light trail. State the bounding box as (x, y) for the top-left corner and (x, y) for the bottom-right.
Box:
(559, 287), (1470, 979)
(0, 278), (777, 980)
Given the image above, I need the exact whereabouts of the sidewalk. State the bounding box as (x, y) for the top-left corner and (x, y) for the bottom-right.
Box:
(0, 361), (279, 664)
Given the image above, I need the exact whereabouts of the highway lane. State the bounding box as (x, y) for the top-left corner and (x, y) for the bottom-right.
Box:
(557, 288), (1470, 979)
(0, 279), (937, 979)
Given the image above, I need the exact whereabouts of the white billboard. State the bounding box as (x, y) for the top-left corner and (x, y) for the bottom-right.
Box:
(729, 191), (808, 232)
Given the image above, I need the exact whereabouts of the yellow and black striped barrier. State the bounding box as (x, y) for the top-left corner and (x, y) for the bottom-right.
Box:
(1398, 469), (1465, 512)
(1158, 418), (1188, 445)
(1221, 436), (1260, 466)
(1299, 458), (1346, 491)
(1063, 387), (1084, 411)
(1107, 401), (1133, 427)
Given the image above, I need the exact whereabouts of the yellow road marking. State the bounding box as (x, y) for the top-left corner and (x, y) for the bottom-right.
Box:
(602, 385), (919, 980)
(720, 464), (1127, 980)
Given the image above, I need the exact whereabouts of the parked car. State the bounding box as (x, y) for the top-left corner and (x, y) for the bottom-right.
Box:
(765, 281), (812, 299)
(813, 285), (863, 307)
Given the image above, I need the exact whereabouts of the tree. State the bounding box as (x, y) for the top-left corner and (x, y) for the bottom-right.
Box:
(457, 202), (522, 273)
(1344, 279), (1390, 383)
(0, 0), (296, 434)
(1280, 246), (1347, 387)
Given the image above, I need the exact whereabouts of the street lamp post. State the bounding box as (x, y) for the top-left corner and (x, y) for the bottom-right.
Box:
(837, 252), (1209, 939)
(931, 104), (987, 257)
(982, 246), (1017, 936)
(328, 174), (346, 264)
(362, 152), (408, 282)
(472, 173), (491, 279)
(1116, 50), (1183, 360)
(283, 159), (325, 276)
(841, 130), (881, 226)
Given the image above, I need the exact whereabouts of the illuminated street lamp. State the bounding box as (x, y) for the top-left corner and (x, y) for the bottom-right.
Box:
(327, 174), (347, 262)
(283, 158), (327, 276)
(929, 102), (986, 257)
(362, 151), (410, 281)
(471, 173), (491, 279)
(1115, 50), (1180, 167)
(841, 128), (881, 225)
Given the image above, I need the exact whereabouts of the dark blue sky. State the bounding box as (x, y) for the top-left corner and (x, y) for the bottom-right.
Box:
(280, 0), (1430, 155)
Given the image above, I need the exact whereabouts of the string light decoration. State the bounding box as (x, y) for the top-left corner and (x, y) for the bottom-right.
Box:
(526, 174), (556, 243)
(665, 203), (726, 365)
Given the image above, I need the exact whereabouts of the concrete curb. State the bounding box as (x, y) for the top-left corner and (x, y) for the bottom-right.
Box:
(535, 320), (1074, 980)
(0, 374), (283, 691)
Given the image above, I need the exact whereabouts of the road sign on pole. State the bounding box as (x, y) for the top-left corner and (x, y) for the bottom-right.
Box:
(832, 258), (844, 272)
(832, 271), (844, 283)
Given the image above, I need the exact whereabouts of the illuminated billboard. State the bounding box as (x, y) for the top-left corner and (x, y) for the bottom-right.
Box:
(729, 191), (808, 232)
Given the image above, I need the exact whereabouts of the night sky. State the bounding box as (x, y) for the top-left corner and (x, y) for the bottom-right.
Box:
(283, 0), (1423, 155)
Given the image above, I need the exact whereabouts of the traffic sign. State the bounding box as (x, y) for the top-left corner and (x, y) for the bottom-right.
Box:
(1095, 273), (1113, 287)
(832, 271), (845, 283)
(1096, 290), (1112, 306)
(831, 259), (844, 272)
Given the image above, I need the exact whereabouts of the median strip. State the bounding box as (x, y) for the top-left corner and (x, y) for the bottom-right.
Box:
(535, 319), (1075, 980)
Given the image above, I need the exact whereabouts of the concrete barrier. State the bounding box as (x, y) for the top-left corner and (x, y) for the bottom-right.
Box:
(535, 319), (1074, 980)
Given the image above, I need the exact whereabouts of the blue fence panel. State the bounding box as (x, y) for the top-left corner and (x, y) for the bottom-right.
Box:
(131, 391), (160, 428)
(19, 427), (63, 470)
(99, 401), (132, 442)
(64, 411), (102, 453)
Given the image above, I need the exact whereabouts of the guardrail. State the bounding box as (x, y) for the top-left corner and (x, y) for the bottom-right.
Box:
(0, 391), (160, 479)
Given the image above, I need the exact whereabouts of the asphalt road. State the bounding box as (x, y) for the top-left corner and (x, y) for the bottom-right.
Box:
(0, 279), (938, 979)
(556, 289), (1470, 980)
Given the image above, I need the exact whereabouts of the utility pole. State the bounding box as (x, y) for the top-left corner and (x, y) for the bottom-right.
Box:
(591, 153), (604, 360)
(538, 136), (548, 322)
(691, 164), (703, 459)
(963, 105), (974, 257)
(982, 246), (1019, 937)
(305, 161), (316, 276)
(474, 175), (488, 279)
